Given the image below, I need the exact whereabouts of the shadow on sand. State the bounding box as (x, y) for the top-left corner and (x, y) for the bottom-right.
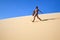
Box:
(41, 17), (60, 21)
(31, 17), (60, 22)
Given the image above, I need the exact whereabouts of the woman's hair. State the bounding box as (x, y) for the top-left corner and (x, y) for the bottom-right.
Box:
(36, 6), (38, 9)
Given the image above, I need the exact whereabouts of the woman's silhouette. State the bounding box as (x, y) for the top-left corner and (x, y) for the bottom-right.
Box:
(32, 6), (42, 22)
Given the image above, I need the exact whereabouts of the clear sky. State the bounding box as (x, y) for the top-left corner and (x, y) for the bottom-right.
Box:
(0, 0), (60, 19)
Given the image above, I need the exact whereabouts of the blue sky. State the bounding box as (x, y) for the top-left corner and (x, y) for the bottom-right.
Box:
(0, 0), (60, 19)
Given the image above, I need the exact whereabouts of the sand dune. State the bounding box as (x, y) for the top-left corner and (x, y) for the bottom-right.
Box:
(0, 13), (60, 40)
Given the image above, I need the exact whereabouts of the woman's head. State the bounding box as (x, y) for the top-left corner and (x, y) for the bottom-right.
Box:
(36, 6), (38, 9)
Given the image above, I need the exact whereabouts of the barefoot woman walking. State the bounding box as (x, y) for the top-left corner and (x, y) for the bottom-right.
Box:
(32, 6), (42, 22)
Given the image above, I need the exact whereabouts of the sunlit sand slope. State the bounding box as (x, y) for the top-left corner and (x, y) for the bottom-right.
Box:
(0, 13), (60, 40)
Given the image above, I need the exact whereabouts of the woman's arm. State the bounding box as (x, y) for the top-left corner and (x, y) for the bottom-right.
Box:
(32, 10), (35, 16)
(38, 9), (43, 14)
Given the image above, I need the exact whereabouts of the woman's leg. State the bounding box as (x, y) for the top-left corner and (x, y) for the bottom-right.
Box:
(32, 16), (36, 22)
(37, 15), (42, 21)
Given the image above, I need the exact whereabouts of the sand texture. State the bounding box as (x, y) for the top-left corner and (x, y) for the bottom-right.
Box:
(0, 13), (60, 40)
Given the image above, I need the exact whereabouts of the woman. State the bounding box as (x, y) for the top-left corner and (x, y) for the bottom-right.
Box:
(32, 6), (42, 22)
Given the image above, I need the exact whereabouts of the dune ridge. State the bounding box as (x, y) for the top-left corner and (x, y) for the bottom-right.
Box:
(0, 13), (60, 40)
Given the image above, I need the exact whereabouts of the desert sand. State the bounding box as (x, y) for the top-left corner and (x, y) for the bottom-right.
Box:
(0, 13), (60, 40)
